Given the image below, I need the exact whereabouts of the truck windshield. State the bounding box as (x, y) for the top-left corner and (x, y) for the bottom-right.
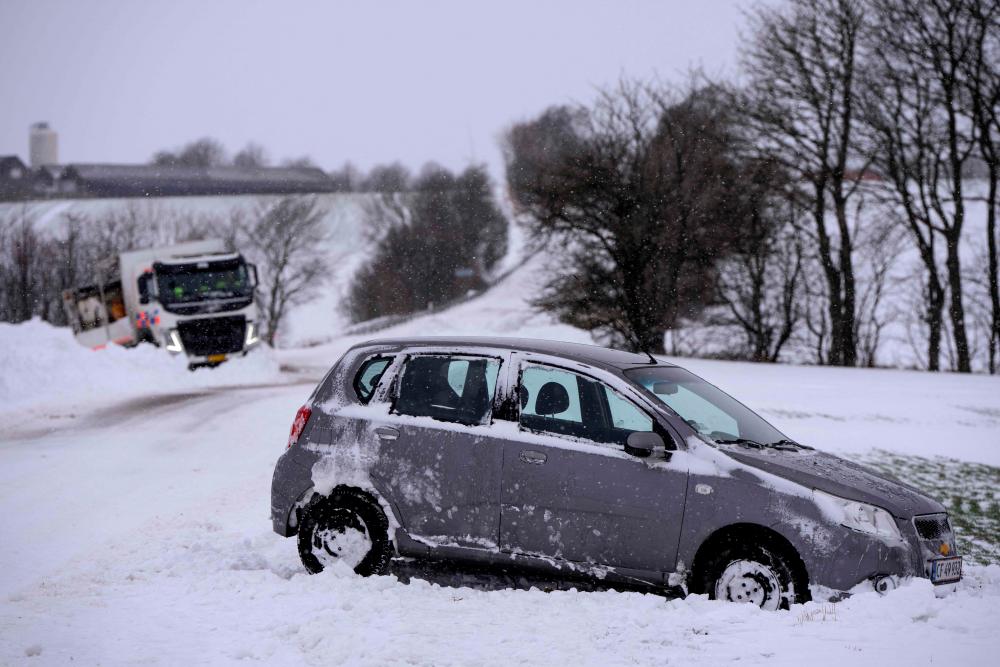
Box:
(625, 366), (785, 445)
(156, 261), (253, 304)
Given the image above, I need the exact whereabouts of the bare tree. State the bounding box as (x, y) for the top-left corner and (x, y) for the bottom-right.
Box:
(716, 170), (805, 362)
(861, 0), (982, 372)
(346, 165), (507, 322)
(233, 142), (270, 168)
(799, 256), (832, 365)
(854, 205), (906, 367)
(0, 206), (42, 322)
(152, 137), (228, 167)
(505, 80), (753, 353)
(362, 162), (412, 193)
(328, 162), (363, 192)
(42, 212), (88, 326)
(11, 207), (40, 322)
(238, 196), (329, 345)
(963, 0), (1000, 372)
(282, 156), (319, 169)
(740, 0), (869, 366)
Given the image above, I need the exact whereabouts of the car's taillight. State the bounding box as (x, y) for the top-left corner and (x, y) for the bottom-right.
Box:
(287, 405), (312, 449)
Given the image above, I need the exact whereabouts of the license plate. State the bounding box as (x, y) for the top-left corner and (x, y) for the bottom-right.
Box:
(930, 556), (962, 583)
(207, 354), (226, 363)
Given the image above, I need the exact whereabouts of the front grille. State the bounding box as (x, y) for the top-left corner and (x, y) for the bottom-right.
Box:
(177, 315), (246, 357)
(162, 297), (253, 316)
(914, 514), (950, 540)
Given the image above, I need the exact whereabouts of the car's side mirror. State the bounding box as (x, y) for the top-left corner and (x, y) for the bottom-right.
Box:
(625, 431), (662, 458)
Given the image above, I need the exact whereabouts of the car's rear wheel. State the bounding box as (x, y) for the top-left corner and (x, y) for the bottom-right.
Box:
(701, 537), (807, 610)
(297, 488), (393, 576)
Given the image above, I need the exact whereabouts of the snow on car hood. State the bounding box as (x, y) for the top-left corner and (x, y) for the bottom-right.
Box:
(721, 446), (945, 518)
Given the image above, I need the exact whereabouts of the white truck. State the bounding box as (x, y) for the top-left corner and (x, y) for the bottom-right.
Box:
(62, 239), (261, 366)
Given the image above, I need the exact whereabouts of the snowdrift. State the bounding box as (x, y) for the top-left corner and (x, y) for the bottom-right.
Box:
(0, 318), (283, 421)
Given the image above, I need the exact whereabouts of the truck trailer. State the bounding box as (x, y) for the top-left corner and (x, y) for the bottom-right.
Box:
(62, 239), (261, 366)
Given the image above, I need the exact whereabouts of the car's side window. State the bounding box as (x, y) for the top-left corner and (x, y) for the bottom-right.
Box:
(519, 364), (660, 448)
(353, 356), (394, 404)
(394, 354), (501, 425)
(518, 365), (605, 441)
(603, 385), (653, 433)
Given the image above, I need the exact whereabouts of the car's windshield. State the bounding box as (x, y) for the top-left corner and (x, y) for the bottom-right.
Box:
(156, 262), (253, 304)
(625, 366), (785, 445)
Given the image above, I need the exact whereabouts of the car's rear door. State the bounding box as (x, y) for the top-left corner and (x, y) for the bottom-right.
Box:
(368, 349), (509, 551)
(499, 356), (688, 576)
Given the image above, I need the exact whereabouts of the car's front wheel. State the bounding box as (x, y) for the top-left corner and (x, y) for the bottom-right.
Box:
(701, 537), (807, 610)
(297, 487), (393, 576)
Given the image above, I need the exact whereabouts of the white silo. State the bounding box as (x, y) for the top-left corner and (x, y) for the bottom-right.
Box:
(29, 122), (59, 167)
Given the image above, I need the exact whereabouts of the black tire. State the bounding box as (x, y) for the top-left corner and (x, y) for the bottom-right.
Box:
(699, 535), (808, 610)
(297, 487), (393, 576)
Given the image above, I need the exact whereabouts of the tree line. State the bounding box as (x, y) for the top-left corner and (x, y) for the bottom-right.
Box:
(151, 137), (318, 170)
(344, 164), (507, 323)
(0, 198), (329, 347)
(150, 137), (426, 195)
(504, 0), (999, 373)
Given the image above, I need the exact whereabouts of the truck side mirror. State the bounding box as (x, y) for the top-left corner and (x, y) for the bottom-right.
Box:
(249, 263), (259, 288)
(137, 274), (151, 304)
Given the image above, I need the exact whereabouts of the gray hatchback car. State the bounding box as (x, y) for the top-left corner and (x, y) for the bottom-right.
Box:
(271, 337), (962, 609)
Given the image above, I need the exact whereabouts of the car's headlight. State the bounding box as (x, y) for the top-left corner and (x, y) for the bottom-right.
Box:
(813, 489), (902, 541)
(165, 329), (184, 353)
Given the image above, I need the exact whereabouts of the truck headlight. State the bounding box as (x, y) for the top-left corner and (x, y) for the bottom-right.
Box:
(165, 329), (184, 353)
(813, 489), (902, 541)
(245, 321), (259, 347)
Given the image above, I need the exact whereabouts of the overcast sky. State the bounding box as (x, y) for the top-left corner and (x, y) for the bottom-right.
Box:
(0, 0), (752, 179)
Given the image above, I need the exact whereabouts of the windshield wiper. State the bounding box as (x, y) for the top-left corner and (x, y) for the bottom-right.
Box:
(715, 437), (809, 451)
(714, 437), (768, 449)
(770, 438), (812, 450)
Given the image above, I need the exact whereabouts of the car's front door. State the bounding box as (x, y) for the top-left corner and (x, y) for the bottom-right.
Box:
(369, 351), (507, 550)
(499, 359), (689, 576)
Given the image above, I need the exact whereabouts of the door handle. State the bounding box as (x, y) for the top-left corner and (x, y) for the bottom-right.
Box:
(375, 426), (400, 441)
(519, 450), (547, 465)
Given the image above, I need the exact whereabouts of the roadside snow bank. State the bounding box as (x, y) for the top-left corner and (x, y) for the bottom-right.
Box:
(0, 318), (283, 420)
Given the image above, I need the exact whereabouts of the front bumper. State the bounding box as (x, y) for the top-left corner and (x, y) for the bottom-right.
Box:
(909, 513), (961, 587)
(805, 512), (961, 597)
(162, 317), (260, 365)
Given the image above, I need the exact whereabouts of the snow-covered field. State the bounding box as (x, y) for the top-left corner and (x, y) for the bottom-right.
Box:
(2, 255), (1000, 665)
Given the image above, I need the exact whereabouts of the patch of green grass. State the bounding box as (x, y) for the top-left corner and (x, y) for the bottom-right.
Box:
(852, 450), (1000, 566)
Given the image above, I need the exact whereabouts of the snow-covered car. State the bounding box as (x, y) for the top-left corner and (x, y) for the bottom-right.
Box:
(271, 337), (962, 609)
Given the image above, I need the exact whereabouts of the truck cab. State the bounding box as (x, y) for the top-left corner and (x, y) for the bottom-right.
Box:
(63, 239), (262, 367)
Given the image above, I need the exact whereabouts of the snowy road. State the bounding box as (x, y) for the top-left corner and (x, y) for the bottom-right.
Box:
(0, 380), (314, 601)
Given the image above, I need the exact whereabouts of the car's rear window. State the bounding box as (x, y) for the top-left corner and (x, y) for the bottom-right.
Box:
(353, 356), (394, 404)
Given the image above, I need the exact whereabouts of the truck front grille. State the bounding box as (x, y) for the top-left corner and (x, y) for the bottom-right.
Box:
(177, 315), (246, 357)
